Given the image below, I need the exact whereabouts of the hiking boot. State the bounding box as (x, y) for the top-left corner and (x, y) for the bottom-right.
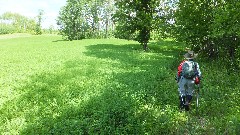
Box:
(185, 102), (190, 111)
(185, 95), (192, 111)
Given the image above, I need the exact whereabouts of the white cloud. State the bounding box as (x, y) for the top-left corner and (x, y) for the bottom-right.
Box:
(0, 0), (66, 28)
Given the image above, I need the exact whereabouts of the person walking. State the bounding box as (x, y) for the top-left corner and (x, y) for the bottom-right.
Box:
(176, 50), (201, 111)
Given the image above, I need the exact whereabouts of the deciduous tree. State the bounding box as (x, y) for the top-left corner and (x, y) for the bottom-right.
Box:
(114, 0), (165, 50)
(57, 0), (115, 40)
(35, 9), (44, 35)
(0, 12), (37, 34)
(173, 0), (240, 68)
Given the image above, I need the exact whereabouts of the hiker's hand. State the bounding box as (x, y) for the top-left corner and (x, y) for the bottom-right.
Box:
(195, 77), (200, 84)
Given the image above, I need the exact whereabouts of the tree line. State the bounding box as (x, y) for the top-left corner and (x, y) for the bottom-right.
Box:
(0, 10), (55, 35)
(57, 0), (115, 40)
(57, 0), (240, 68)
(1, 0), (239, 68)
(0, 12), (36, 34)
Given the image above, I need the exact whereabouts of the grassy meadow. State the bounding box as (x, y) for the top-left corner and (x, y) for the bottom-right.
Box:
(0, 34), (239, 134)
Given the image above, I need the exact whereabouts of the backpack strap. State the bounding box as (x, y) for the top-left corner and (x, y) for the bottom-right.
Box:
(193, 62), (199, 77)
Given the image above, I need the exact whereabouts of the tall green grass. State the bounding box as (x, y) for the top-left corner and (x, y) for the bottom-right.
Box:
(0, 34), (239, 134)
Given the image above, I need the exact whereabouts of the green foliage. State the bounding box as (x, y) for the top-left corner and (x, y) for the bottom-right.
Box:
(41, 25), (59, 34)
(34, 10), (44, 35)
(0, 34), (239, 134)
(236, 47), (240, 69)
(174, 0), (213, 45)
(0, 23), (15, 34)
(57, 0), (115, 40)
(173, 0), (240, 68)
(114, 0), (166, 50)
(35, 26), (42, 35)
(57, 0), (85, 40)
(0, 12), (37, 34)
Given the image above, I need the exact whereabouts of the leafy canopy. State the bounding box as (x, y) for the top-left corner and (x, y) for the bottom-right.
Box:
(114, 0), (167, 50)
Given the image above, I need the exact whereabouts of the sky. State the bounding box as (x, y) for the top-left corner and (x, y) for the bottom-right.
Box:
(0, 0), (66, 29)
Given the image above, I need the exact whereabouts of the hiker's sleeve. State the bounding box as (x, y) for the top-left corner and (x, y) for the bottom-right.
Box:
(176, 61), (184, 82)
(177, 65), (182, 77)
(177, 60), (185, 77)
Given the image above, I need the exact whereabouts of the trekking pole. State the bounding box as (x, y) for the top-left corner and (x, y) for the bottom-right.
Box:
(195, 84), (200, 115)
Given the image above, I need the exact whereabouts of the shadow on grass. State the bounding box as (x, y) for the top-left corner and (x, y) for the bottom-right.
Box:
(52, 39), (68, 42)
(0, 40), (192, 134)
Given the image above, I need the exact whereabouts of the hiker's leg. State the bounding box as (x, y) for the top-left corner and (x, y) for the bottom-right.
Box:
(185, 79), (195, 111)
(179, 95), (185, 110)
(186, 79), (195, 96)
(185, 95), (192, 111)
(178, 77), (187, 109)
(186, 95), (192, 103)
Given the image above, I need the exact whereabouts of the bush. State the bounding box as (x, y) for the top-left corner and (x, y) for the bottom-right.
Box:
(236, 46), (240, 69)
(0, 24), (15, 34)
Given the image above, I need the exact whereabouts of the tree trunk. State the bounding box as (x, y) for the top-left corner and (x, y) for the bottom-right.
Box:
(105, 19), (108, 38)
(143, 42), (148, 51)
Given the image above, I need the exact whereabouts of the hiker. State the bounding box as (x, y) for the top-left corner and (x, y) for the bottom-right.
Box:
(176, 50), (201, 111)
